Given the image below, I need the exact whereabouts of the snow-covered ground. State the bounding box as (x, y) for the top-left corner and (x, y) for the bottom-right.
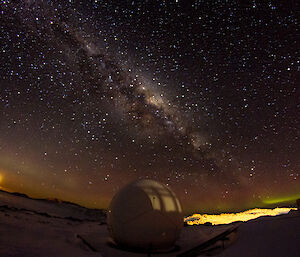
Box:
(0, 190), (299, 257)
(215, 210), (300, 257)
(0, 190), (106, 257)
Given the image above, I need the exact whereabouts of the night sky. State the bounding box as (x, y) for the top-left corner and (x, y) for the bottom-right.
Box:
(0, 0), (299, 213)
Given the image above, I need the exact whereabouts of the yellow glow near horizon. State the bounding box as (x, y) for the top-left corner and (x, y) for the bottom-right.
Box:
(185, 207), (297, 225)
(0, 174), (7, 191)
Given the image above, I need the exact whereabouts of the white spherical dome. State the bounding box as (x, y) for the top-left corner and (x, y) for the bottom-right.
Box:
(107, 179), (183, 251)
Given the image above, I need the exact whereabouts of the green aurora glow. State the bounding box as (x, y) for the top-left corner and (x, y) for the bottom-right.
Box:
(263, 194), (300, 205)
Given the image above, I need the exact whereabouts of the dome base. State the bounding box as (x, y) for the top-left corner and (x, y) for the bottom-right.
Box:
(107, 237), (180, 253)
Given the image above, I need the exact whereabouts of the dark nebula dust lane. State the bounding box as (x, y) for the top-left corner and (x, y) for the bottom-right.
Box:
(0, 0), (299, 213)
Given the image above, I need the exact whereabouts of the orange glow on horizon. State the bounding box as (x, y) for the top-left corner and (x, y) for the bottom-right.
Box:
(0, 173), (4, 190)
(184, 207), (297, 225)
(0, 173), (10, 191)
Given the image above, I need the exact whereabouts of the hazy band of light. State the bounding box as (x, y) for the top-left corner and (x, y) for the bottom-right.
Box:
(184, 207), (297, 225)
(262, 195), (300, 204)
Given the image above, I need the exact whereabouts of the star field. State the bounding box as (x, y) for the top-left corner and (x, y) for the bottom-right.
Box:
(0, 0), (299, 213)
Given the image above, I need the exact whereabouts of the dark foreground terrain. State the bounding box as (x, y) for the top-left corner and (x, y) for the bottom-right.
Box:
(0, 190), (299, 257)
